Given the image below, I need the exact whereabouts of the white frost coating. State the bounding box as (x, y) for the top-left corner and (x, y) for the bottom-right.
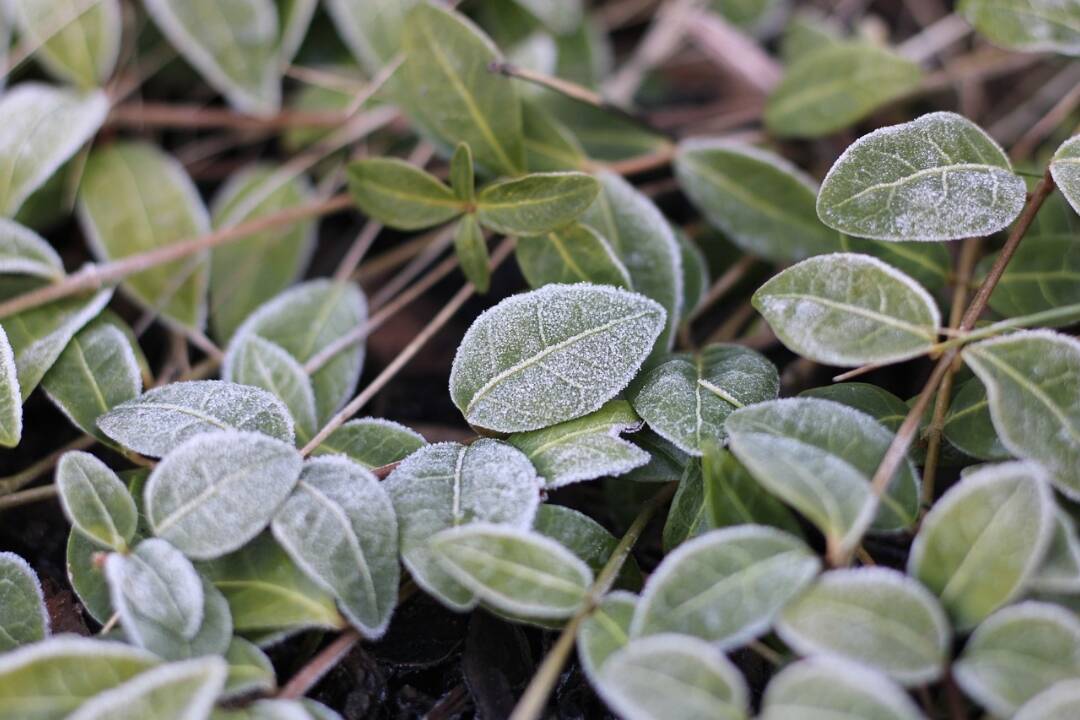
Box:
(97, 379), (295, 457)
(384, 440), (541, 611)
(775, 566), (950, 686)
(630, 524), (820, 650)
(224, 335), (318, 441)
(817, 111), (1027, 241)
(0, 634), (158, 674)
(145, 430), (302, 560)
(105, 539), (205, 642)
(11, 0), (122, 88)
(596, 634), (749, 720)
(1031, 509), (1080, 593)
(313, 416), (426, 469)
(66, 655), (227, 720)
(0, 551), (50, 643)
(0, 84), (109, 216)
(0, 218), (63, 279)
(1015, 680), (1080, 720)
(761, 656), (924, 720)
(271, 456), (400, 638)
(1051, 135), (1080, 214)
(0, 325), (21, 447)
(753, 253), (942, 367)
(56, 451), (137, 551)
(577, 590), (637, 683)
(449, 283), (666, 433)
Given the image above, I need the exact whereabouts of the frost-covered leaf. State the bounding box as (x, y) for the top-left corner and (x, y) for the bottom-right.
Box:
(1051, 135), (1080, 212)
(577, 591), (636, 682)
(222, 637), (276, 699)
(42, 319), (142, 445)
(533, 504), (642, 589)
(629, 344), (779, 456)
(106, 538), (204, 642)
(79, 142), (209, 329)
(508, 399), (648, 488)
(515, 223), (631, 289)
(0, 218), (63, 279)
(272, 457), (399, 638)
(760, 657), (924, 720)
(225, 279), (366, 425)
(726, 398), (921, 557)
(430, 524), (593, 619)
(662, 461), (710, 552)
(702, 445), (803, 536)
(399, 3), (524, 176)
(623, 429), (690, 483)
(12, 0), (121, 88)
(0, 324), (20, 447)
(324, 0), (417, 75)
(56, 451), (137, 552)
(210, 165), (317, 343)
(384, 440), (540, 610)
(0, 636), (159, 720)
(143, 0), (281, 114)
(962, 331), (1080, 497)
(942, 376), (1011, 461)
(0, 84), (107, 217)
(346, 158), (463, 231)
(98, 380), (294, 458)
(449, 283), (665, 433)
(677, 231), (709, 321)
(0, 552), (48, 650)
(817, 112), (1027, 241)
(67, 530), (114, 624)
(66, 655), (226, 720)
(776, 567), (950, 685)
(198, 533), (345, 639)
(475, 172), (599, 236)
(1015, 681), (1080, 720)
(225, 335), (317, 443)
(1031, 509), (1080, 594)
(453, 215), (490, 293)
(596, 634), (749, 720)
(631, 525), (819, 648)
(908, 461), (1055, 629)
(582, 172), (683, 352)
(766, 42), (922, 138)
(312, 417), (426, 470)
(954, 602), (1080, 716)
(960, 0), (1080, 56)
(839, 234), (952, 292)
(800, 382), (909, 432)
(675, 139), (842, 263)
(146, 431), (302, 560)
(753, 253), (941, 366)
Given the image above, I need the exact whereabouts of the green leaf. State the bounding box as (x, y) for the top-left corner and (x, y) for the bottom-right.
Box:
(1015, 681), (1080, 720)
(780, 11), (842, 63)
(400, 3), (525, 176)
(430, 523), (593, 619)
(222, 637), (275, 699)
(0, 552), (48, 650)
(106, 538), (205, 642)
(449, 283), (666, 433)
(142, 0), (281, 114)
(979, 237), (1080, 322)
(515, 222), (631, 289)
(765, 41), (922, 138)
(760, 657), (924, 720)
(276, 0), (317, 64)
(41, 318), (142, 445)
(0, 324), (20, 447)
(726, 398), (921, 556)
(839, 234), (952, 292)
(623, 429), (690, 483)
(225, 335), (318, 443)
(675, 139), (842, 263)
(800, 382), (909, 432)
(630, 344), (779, 456)
(776, 567), (950, 685)
(98, 380), (295, 458)
(450, 142), (475, 203)
(533, 504), (642, 589)
(1051, 135), (1080, 212)
(702, 445), (804, 536)
(817, 112), (1027, 241)
(960, 0), (1080, 56)
(67, 530), (114, 624)
(954, 602), (1080, 717)
(942, 376), (1011, 461)
(66, 655), (226, 720)
(56, 451), (137, 552)
(0, 84), (107, 217)
(908, 461), (1055, 629)
(0, 636), (160, 720)
(753, 253), (941, 366)
(676, 230), (709, 321)
(79, 142), (209, 329)
(0, 218), (64, 279)
(12, 0), (121, 88)
(662, 460), (710, 551)
(522, 100), (587, 172)
(1031, 509), (1080, 594)
(453, 215), (491, 293)
(312, 417), (426, 470)
(508, 399), (649, 488)
(962, 331), (1080, 497)
(210, 165), (318, 343)
(272, 457), (400, 638)
(582, 172), (684, 352)
(475, 172), (599, 236)
(577, 591), (636, 681)
(324, 0), (417, 75)
(384, 440), (540, 610)
(631, 525), (819, 648)
(198, 533), (345, 639)
(596, 634), (749, 720)
(543, 95), (667, 162)
(146, 431), (303, 560)
(346, 158), (463, 232)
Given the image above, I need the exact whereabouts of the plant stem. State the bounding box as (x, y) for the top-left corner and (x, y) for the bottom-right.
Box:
(690, 255), (758, 324)
(508, 482), (677, 720)
(277, 628), (362, 700)
(0, 435), (95, 496)
(0, 484), (58, 512)
(107, 103), (349, 130)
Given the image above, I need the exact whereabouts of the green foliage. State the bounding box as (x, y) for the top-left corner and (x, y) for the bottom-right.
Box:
(56, 451), (137, 552)
(0, 552), (48, 650)
(760, 657), (924, 720)
(960, 0), (1080, 56)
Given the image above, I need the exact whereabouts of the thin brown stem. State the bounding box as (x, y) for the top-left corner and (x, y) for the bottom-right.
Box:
(277, 628), (362, 700)
(690, 256), (757, 323)
(107, 103), (350, 130)
(0, 484), (59, 513)
(0, 435), (95, 496)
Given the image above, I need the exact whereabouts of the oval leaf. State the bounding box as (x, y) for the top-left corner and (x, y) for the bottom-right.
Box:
(475, 172), (599, 236)
(0, 324), (20, 447)
(224, 335), (317, 443)
(960, 0), (1080, 56)
(1032, 508), (1080, 594)
(12, 0), (122, 88)
(577, 591), (637, 681)
(515, 222), (631, 289)
(312, 417), (426, 470)
(760, 657), (924, 720)
(56, 451), (137, 552)
(346, 158), (463, 231)
(702, 445), (804, 537)
(454, 214), (491, 293)
(0, 552), (49, 651)
(324, 0), (415, 75)
(1051, 135), (1080, 214)
(222, 637), (276, 699)
(66, 655), (226, 720)
(1016, 681), (1080, 720)
(942, 376), (1011, 461)
(0, 218), (64, 279)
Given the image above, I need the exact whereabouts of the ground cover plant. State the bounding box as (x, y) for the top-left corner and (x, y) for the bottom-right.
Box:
(0, 0), (1079, 718)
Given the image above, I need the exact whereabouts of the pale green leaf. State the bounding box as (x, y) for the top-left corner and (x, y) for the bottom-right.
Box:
(1051, 135), (1080, 212)
(0, 84), (107, 217)
(475, 172), (599, 236)
(449, 283), (666, 433)
(577, 591), (636, 681)
(312, 417), (426, 470)
(780, 10), (842, 63)
(106, 538), (205, 642)
(522, 100), (587, 172)
(543, 95), (667, 162)
(0, 552), (48, 650)
(702, 445), (804, 536)
(222, 637), (276, 699)
(677, 230), (709, 321)
(662, 460), (710, 551)
(12, 0), (121, 88)
(533, 504), (642, 589)
(346, 158), (463, 231)
(275, 0), (316, 64)
(508, 399), (648, 488)
(979, 237), (1080, 322)
(56, 451), (137, 552)
(67, 530), (114, 624)
(453, 214), (490, 293)
(515, 222), (631, 289)
(675, 139), (842, 263)
(908, 461), (1055, 629)
(511, 0), (583, 34)
(942, 376), (1011, 461)
(1031, 509), (1080, 594)
(450, 142), (474, 203)
(753, 253), (941, 366)
(631, 525), (820, 648)
(79, 142), (209, 329)
(839, 234), (952, 292)
(760, 657), (924, 720)
(224, 335), (317, 443)
(0, 324), (20, 447)
(817, 112), (1026, 241)
(324, 0), (417, 75)
(0, 218), (63, 279)
(800, 382), (910, 433)
(67, 655), (227, 720)
(960, 0), (1080, 56)
(1015, 680), (1080, 720)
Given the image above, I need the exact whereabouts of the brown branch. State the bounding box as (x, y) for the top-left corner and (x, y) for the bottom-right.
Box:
(277, 628), (362, 700)
(107, 103), (350, 131)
